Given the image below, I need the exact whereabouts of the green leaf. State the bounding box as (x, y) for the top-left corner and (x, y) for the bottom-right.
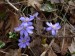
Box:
(9, 32), (17, 39)
(0, 41), (5, 48)
(40, 3), (57, 12)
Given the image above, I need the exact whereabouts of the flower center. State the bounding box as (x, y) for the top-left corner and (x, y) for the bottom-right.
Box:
(23, 26), (26, 30)
(23, 23), (28, 29)
(52, 25), (56, 29)
(24, 20), (28, 22)
(22, 40), (26, 43)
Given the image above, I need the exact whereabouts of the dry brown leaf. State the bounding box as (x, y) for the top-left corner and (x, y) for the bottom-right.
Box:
(27, 0), (43, 8)
(5, 48), (21, 56)
(68, 1), (75, 25)
(29, 37), (41, 47)
(69, 1), (75, 7)
(57, 23), (73, 37)
(50, 0), (64, 4)
(52, 43), (61, 53)
(29, 45), (44, 56)
(69, 9), (75, 25)
(46, 47), (57, 56)
(61, 38), (72, 55)
(68, 38), (75, 56)
(9, 13), (19, 32)
(35, 19), (43, 35)
(5, 11), (19, 34)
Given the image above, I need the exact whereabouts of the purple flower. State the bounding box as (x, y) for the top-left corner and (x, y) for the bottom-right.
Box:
(18, 36), (30, 48)
(33, 12), (40, 20)
(46, 22), (61, 36)
(33, 12), (39, 17)
(14, 23), (34, 37)
(20, 16), (34, 22)
(19, 16), (34, 25)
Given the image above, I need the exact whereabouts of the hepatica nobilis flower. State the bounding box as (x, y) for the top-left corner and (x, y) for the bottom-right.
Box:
(14, 12), (39, 48)
(46, 22), (61, 36)
(14, 23), (34, 37)
(18, 36), (30, 48)
(20, 15), (34, 22)
(14, 16), (34, 48)
(20, 15), (34, 25)
(33, 12), (39, 17)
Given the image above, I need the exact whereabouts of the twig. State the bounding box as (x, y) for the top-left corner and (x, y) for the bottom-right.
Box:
(5, 0), (19, 11)
(0, 1), (27, 4)
(5, 0), (26, 17)
(28, 46), (36, 56)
